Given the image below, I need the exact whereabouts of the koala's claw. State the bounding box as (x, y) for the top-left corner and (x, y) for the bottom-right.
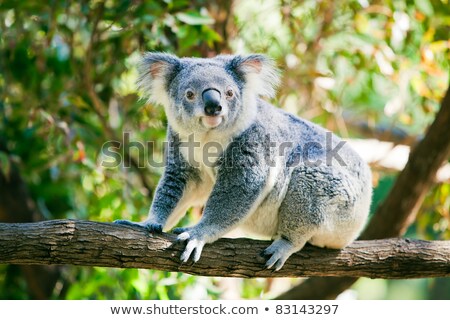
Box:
(177, 232), (205, 263)
(263, 238), (296, 271)
(113, 220), (162, 233)
(144, 223), (163, 233)
(172, 227), (190, 234)
(259, 249), (271, 258)
(264, 252), (289, 271)
(114, 219), (141, 228)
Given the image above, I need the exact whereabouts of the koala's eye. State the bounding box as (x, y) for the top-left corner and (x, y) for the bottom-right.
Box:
(225, 88), (234, 99)
(185, 90), (195, 100)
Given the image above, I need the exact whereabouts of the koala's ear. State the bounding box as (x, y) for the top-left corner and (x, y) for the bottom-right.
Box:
(137, 52), (181, 107)
(227, 54), (280, 98)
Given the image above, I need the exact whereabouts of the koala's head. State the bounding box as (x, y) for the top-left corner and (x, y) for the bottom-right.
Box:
(137, 53), (279, 136)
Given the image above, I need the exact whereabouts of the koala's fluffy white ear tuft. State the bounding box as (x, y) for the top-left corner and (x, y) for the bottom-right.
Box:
(137, 52), (180, 107)
(229, 54), (280, 98)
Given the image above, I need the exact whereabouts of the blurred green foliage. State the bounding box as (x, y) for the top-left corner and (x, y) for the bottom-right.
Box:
(0, 0), (449, 299)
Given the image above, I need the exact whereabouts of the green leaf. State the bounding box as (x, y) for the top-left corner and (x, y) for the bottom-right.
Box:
(414, 0), (434, 16)
(176, 11), (214, 25)
(67, 94), (90, 110)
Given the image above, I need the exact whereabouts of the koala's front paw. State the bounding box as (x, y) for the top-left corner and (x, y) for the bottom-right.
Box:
(172, 226), (192, 234)
(176, 231), (205, 263)
(114, 220), (163, 233)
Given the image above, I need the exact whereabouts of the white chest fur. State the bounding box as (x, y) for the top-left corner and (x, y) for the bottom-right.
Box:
(179, 132), (231, 182)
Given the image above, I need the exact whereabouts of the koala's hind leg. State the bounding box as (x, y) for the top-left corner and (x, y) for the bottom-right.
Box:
(262, 211), (319, 271)
(263, 177), (324, 271)
(263, 238), (299, 271)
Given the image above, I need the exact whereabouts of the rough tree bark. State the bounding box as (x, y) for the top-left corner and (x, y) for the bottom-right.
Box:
(0, 219), (450, 279)
(276, 85), (450, 299)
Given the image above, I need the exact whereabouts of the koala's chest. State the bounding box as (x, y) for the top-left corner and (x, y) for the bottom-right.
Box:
(179, 133), (231, 182)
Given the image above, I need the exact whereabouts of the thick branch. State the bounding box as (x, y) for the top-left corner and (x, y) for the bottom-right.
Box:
(1, 220), (449, 279)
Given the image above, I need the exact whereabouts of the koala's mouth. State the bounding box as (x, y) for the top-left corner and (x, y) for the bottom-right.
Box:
(200, 116), (223, 129)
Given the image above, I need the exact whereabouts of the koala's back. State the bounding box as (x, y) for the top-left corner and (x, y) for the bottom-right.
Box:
(238, 99), (372, 246)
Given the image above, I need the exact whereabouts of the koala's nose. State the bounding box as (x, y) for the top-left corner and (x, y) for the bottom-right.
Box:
(202, 89), (222, 116)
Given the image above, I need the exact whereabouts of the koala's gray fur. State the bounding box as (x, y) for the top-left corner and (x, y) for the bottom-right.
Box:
(115, 53), (372, 270)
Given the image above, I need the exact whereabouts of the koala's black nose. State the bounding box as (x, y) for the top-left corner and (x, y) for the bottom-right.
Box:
(202, 89), (222, 116)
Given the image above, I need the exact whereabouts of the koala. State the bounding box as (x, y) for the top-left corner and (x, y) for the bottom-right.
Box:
(115, 52), (372, 270)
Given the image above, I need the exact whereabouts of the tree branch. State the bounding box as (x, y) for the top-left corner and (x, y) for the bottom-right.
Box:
(344, 116), (421, 147)
(348, 139), (450, 182)
(1, 220), (450, 279)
